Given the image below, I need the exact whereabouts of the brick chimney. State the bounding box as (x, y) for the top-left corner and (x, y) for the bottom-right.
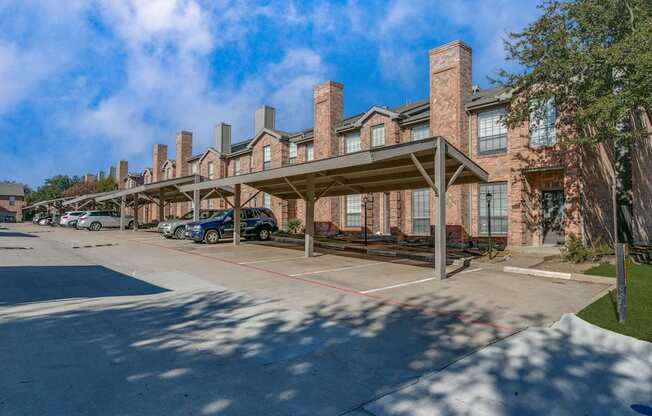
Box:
(429, 40), (472, 150)
(313, 81), (343, 160)
(429, 40), (472, 230)
(117, 160), (128, 189)
(175, 131), (193, 178)
(152, 144), (168, 183)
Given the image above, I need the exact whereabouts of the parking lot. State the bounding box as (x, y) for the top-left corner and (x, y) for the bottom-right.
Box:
(0, 224), (610, 415)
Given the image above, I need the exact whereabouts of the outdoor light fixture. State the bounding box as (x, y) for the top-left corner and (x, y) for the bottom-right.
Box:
(486, 192), (493, 259)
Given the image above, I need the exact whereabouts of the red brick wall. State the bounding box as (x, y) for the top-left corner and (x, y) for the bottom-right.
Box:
(0, 196), (24, 221)
(175, 131), (192, 217)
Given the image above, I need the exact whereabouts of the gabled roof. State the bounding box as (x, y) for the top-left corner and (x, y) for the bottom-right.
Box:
(352, 106), (401, 127)
(465, 86), (512, 110)
(198, 147), (221, 162)
(161, 159), (176, 170)
(246, 128), (288, 149)
(0, 182), (24, 197)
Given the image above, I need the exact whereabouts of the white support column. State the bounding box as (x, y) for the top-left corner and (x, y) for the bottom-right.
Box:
(158, 189), (165, 221)
(133, 194), (139, 231)
(193, 175), (200, 222)
(120, 196), (126, 231)
(233, 184), (241, 246)
(434, 138), (447, 280)
(304, 173), (315, 257)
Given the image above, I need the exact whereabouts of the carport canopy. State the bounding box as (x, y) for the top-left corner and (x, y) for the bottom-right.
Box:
(95, 175), (235, 230)
(179, 136), (489, 279)
(24, 196), (75, 211)
(62, 190), (118, 210)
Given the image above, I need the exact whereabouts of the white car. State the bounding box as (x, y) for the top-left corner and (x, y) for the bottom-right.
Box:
(59, 211), (86, 227)
(77, 210), (135, 231)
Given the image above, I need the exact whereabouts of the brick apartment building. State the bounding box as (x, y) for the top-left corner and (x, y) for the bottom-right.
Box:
(0, 182), (25, 222)
(122, 40), (652, 248)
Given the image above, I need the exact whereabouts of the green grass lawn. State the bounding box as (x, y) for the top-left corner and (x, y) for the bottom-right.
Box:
(578, 263), (652, 342)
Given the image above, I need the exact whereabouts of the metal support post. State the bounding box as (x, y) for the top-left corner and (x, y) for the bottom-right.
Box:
(434, 138), (447, 280)
(133, 194), (139, 231)
(193, 175), (200, 222)
(159, 189), (165, 221)
(120, 196), (126, 231)
(305, 174), (315, 257)
(233, 184), (241, 246)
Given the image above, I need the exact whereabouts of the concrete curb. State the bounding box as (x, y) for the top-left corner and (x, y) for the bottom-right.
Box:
(503, 266), (615, 285)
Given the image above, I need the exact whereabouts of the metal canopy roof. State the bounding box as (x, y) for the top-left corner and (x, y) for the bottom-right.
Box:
(95, 175), (234, 203)
(179, 137), (488, 199)
(23, 196), (75, 210)
(62, 190), (117, 207)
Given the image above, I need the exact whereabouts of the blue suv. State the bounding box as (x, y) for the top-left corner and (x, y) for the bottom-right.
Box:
(185, 207), (278, 244)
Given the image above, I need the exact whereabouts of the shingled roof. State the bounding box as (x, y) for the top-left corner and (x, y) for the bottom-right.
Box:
(0, 182), (25, 197)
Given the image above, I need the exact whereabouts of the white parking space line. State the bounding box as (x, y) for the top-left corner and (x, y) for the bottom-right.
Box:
(457, 267), (483, 275)
(360, 276), (438, 294)
(288, 261), (388, 277)
(238, 256), (307, 265)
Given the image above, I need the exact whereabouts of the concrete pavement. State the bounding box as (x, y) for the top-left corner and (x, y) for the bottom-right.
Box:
(0, 224), (615, 415)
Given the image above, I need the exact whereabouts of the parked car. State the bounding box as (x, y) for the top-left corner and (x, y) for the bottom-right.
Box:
(32, 213), (47, 224)
(77, 210), (135, 231)
(185, 207), (278, 244)
(158, 209), (224, 239)
(60, 211), (86, 227)
(38, 216), (53, 226)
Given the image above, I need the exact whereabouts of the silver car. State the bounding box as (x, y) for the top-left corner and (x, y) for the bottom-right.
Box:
(158, 209), (223, 239)
(77, 210), (135, 231)
(59, 211), (86, 227)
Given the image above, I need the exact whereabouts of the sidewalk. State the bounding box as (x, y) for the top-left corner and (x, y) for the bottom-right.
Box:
(359, 315), (652, 416)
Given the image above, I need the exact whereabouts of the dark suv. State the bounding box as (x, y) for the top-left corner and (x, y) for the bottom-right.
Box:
(185, 207), (278, 244)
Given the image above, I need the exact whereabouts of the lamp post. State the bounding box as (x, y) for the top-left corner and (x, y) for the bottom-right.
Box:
(362, 195), (370, 246)
(486, 192), (493, 259)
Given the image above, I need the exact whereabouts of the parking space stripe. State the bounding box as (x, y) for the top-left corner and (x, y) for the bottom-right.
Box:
(458, 267), (483, 274)
(238, 256), (307, 265)
(360, 277), (438, 294)
(288, 261), (388, 276)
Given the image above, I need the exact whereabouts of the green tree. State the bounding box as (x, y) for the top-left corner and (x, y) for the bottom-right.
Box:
(26, 175), (78, 205)
(95, 177), (118, 193)
(498, 0), (652, 243)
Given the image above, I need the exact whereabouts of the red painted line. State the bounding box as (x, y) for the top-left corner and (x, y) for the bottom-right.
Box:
(127, 238), (515, 333)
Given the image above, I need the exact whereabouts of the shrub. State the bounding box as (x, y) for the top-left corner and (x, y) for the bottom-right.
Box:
(561, 234), (612, 263)
(287, 218), (303, 234)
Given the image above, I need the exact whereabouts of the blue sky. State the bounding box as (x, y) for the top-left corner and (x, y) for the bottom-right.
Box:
(0, 0), (541, 188)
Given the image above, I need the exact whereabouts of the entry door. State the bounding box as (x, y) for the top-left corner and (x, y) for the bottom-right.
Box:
(542, 190), (564, 245)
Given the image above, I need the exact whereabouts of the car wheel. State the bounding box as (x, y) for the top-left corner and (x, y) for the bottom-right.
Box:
(258, 227), (271, 241)
(174, 226), (186, 240)
(90, 222), (102, 232)
(204, 229), (220, 244)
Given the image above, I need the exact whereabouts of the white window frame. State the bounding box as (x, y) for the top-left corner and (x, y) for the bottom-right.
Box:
(529, 98), (557, 148)
(207, 161), (214, 179)
(345, 194), (362, 227)
(234, 158), (241, 176)
(306, 143), (314, 161)
(345, 131), (361, 153)
(191, 161), (198, 175)
(289, 142), (297, 165)
(479, 182), (508, 236)
(371, 124), (385, 147)
(9, 196), (16, 206)
(478, 107), (508, 155)
(263, 192), (271, 209)
(263, 145), (271, 170)
(411, 124), (429, 141)
(411, 189), (430, 235)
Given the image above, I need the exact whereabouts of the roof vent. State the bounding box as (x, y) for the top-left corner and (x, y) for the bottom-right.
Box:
(472, 85), (481, 94)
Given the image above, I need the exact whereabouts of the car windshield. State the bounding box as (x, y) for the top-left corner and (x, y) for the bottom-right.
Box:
(181, 211), (194, 220)
(209, 210), (227, 218)
(212, 210), (231, 221)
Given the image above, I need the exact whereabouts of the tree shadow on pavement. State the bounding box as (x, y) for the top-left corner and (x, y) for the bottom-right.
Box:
(0, 287), (648, 416)
(0, 266), (169, 306)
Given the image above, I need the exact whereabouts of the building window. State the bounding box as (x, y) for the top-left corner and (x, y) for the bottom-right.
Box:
(411, 189), (430, 235)
(9, 196), (16, 206)
(478, 108), (507, 154)
(345, 194), (361, 227)
(166, 167), (173, 179)
(411, 124), (429, 141)
(306, 143), (314, 161)
(479, 182), (508, 235)
(263, 145), (271, 170)
(191, 161), (198, 175)
(289, 142), (297, 165)
(208, 199), (214, 209)
(207, 161), (214, 179)
(263, 192), (271, 209)
(345, 131), (361, 153)
(233, 158), (241, 176)
(371, 124), (385, 147)
(529, 98), (556, 148)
